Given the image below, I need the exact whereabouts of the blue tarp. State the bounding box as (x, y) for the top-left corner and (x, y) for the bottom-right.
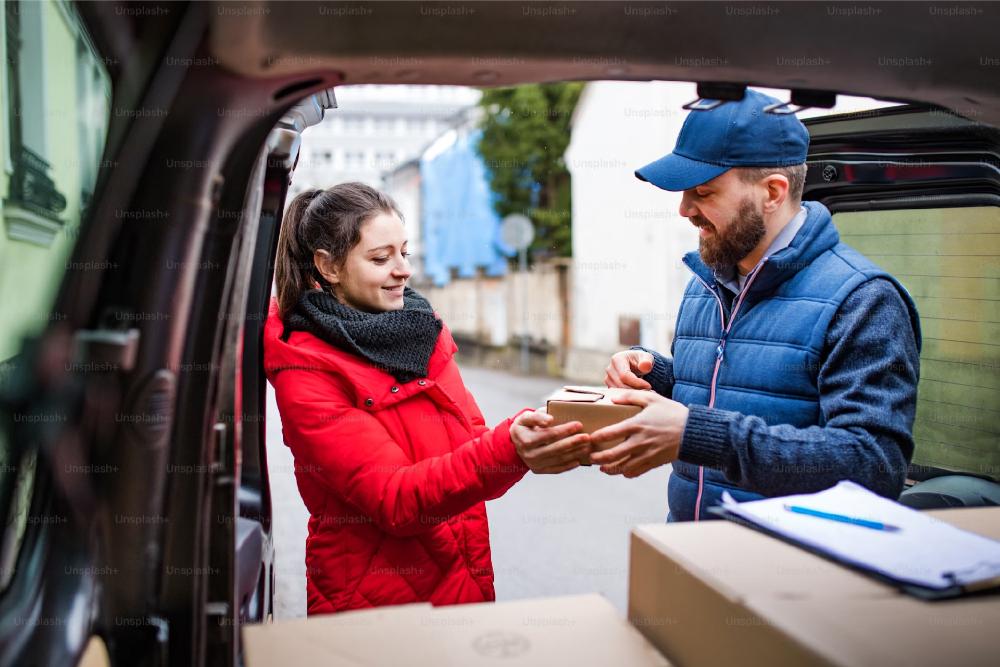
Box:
(420, 129), (513, 286)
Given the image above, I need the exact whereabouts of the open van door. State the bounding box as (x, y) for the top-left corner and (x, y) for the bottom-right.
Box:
(196, 89), (335, 666)
(803, 105), (1000, 507)
(0, 2), (340, 664)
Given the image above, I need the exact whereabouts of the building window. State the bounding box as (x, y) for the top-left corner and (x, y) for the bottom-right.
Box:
(374, 151), (395, 171)
(4, 0), (68, 233)
(345, 150), (365, 170)
(343, 116), (364, 135)
(76, 37), (110, 213)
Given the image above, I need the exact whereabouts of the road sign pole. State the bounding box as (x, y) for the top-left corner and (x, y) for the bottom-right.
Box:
(499, 213), (535, 376)
(520, 246), (529, 374)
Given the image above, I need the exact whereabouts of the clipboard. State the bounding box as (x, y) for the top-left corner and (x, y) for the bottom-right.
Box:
(707, 481), (1000, 601)
(707, 505), (1000, 600)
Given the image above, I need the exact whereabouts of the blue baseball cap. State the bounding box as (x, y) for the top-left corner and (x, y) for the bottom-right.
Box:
(635, 89), (809, 192)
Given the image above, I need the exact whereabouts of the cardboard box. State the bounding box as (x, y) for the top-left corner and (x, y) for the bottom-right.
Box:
(628, 507), (1000, 667)
(243, 594), (671, 666)
(545, 386), (644, 463)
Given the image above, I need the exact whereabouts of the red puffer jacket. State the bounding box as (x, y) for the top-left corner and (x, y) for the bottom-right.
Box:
(263, 298), (529, 615)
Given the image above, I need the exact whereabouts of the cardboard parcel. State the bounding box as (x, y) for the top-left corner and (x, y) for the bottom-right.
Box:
(243, 594), (670, 667)
(628, 507), (1000, 667)
(545, 386), (645, 463)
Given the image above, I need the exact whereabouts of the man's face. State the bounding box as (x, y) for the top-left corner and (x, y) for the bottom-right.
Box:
(678, 170), (766, 272)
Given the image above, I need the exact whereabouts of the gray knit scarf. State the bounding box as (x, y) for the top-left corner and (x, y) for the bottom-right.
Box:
(281, 287), (442, 383)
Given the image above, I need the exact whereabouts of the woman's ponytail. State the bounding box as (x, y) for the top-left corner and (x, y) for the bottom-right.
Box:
(274, 188), (322, 320)
(274, 182), (404, 320)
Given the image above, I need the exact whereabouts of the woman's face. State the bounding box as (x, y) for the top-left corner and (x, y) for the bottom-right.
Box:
(315, 211), (412, 312)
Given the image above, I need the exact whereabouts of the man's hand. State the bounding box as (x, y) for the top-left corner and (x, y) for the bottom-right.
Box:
(605, 350), (654, 390)
(511, 411), (592, 474)
(589, 390), (689, 478)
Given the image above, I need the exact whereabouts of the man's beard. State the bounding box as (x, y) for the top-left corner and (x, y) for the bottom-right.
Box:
(695, 198), (766, 273)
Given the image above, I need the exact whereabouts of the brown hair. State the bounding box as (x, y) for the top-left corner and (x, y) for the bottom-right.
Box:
(737, 164), (808, 204)
(274, 182), (403, 320)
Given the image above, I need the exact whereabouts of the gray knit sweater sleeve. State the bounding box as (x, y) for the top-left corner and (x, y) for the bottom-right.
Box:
(629, 345), (675, 398)
(678, 278), (920, 499)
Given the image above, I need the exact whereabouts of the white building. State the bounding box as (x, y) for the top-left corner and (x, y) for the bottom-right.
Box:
(291, 85), (481, 197)
(563, 81), (695, 380)
(564, 81), (892, 381)
(382, 157), (422, 274)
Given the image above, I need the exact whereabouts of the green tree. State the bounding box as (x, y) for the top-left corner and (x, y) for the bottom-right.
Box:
(476, 83), (583, 258)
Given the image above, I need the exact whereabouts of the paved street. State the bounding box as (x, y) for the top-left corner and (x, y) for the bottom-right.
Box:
(264, 387), (310, 620)
(266, 364), (670, 619)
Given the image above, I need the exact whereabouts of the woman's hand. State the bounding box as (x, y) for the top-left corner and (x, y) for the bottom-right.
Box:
(510, 411), (591, 474)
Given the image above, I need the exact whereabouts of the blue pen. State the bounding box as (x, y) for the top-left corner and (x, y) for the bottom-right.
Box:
(783, 504), (900, 532)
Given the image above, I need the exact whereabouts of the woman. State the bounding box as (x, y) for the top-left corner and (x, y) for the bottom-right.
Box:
(264, 182), (590, 615)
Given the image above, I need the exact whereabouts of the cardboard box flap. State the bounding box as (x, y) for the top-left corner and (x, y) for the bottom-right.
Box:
(629, 508), (1000, 667)
(564, 385), (610, 395)
(243, 603), (433, 666)
(244, 595), (672, 666)
(633, 522), (894, 602)
(746, 594), (1000, 667)
(430, 594), (671, 666)
(632, 507), (1000, 604)
(925, 507), (1000, 539)
(546, 385), (643, 404)
(546, 386), (607, 403)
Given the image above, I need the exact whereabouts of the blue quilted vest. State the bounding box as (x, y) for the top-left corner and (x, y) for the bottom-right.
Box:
(668, 201), (920, 521)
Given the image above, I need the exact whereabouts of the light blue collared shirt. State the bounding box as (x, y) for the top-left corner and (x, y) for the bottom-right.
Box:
(718, 206), (807, 295)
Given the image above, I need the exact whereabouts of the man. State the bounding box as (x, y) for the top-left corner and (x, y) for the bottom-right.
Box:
(590, 89), (921, 522)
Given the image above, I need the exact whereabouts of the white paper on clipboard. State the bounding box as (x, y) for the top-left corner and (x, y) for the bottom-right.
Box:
(719, 481), (1000, 590)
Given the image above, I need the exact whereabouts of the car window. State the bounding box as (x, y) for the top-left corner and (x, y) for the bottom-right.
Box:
(833, 206), (1000, 482)
(0, 0), (111, 592)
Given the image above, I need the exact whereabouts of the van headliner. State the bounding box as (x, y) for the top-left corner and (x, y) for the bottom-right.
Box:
(209, 1), (1000, 126)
